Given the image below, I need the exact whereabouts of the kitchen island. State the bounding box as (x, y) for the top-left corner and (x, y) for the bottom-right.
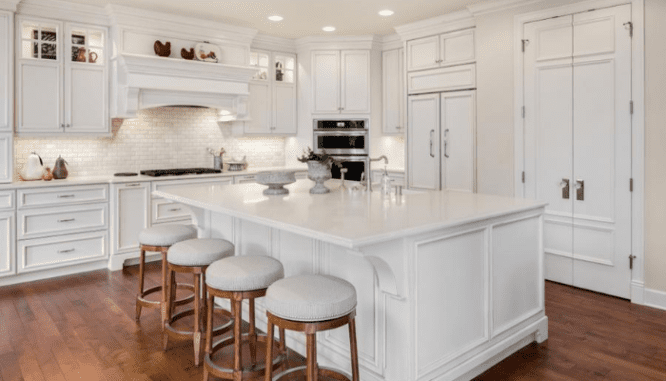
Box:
(154, 180), (548, 381)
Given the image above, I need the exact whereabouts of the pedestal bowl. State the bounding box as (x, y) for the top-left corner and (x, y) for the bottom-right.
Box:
(255, 171), (297, 195)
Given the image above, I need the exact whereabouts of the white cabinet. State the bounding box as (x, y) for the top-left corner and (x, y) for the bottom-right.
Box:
(407, 64), (475, 95)
(408, 91), (476, 192)
(0, 133), (11, 183)
(111, 182), (150, 255)
(245, 50), (297, 135)
(312, 50), (370, 114)
(0, 12), (13, 184)
(382, 48), (405, 135)
(16, 17), (108, 135)
(151, 177), (233, 224)
(0, 210), (15, 278)
(407, 29), (475, 72)
(234, 174), (256, 184)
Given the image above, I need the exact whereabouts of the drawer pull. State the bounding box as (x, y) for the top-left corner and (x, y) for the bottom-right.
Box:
(168, 208), (182, 212)
(58, 248), (75, 254)
(126, 183), (142, 187)
(58, 195), (75, 198)
(58, 218), (76, 223)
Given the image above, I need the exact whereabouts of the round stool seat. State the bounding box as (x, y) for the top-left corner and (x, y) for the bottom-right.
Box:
(168, 238), (234, 267)
(265, 275), (356, 322)
(206, 256), (284, 292)
(139, 224), (197, 247)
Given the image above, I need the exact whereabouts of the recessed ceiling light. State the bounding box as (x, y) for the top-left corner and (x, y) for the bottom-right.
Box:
(322, 26), (336, 32)
(268, 15), (283, 22)
(379, 9), (394, 16)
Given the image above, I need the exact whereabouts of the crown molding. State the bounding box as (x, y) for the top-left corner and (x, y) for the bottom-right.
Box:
(467, 0), (546, 16)
(252, 33), (297, 53)
(0, 0), (20, 12)
(17, 0), (109, 25)
(295, 34), (381, 52)
(394, 9), (475, 41)
(106, 4), (258, 45)
(380, 34), (403, 51)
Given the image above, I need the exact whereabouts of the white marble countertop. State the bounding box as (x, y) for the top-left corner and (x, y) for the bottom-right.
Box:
(154, 180), (547, 249)
(0, 166), (309, 190)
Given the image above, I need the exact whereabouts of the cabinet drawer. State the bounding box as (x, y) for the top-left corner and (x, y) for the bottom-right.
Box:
(152, 199), (191, 224)
(18, 230), (108, 273)
(0, 190), (14, 211)
(408, 64), (476, 95)
(18, 184), (109, 209)
(17, 203), (108, 240)
(152, 177), (234, 198)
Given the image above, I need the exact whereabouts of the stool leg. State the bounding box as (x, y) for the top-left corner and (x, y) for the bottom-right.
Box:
(135, 248), (146, 321)
(280, 327), (288, 369)
(264, 318), (274, 381)
(193, 273), (202, 367)
(249, 298), (257, 367)
(160, 249), (168, 328)
(163, 268), (174, 350)
(205, 292), (214, 356)
(306, 333), (319, 381)
(349, 317), (360, 381)
(233, 297), (243, 380)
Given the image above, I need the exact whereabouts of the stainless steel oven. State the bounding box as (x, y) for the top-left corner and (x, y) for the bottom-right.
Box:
(313, 119), (369, 156)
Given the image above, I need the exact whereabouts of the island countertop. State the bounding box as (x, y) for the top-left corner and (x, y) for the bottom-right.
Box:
(154, 179), (547, 249)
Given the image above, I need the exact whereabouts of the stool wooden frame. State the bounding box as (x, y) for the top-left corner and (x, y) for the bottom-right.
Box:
(203, 287), (287, 381)
(163, 262), (233, 366)
(264, 310), (360, 381)
(135, 244), (195, 326)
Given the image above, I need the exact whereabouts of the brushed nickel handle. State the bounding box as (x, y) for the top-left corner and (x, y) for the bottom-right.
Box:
(58, 248), (75, 254)
(57, 194), (75, 198)
(429, 130), (435, 158)
(560, 178), (570, 199)
(575, 179), (584, 201)
(443, 128), (450, 159)
(58, 218), (75, 223)
(168, 208), (182, 212)
(126, 183), (142, 187)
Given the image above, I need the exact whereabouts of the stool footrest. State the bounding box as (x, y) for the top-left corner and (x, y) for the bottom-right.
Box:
(204, 334), (286, 379)
(273, 365), (352, 381)
(165, 307), (232, 340)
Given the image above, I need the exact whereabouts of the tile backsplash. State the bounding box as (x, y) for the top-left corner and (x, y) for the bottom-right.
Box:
(14, 107), (286, 179)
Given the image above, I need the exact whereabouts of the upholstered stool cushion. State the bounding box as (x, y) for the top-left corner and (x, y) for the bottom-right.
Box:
(265, 275), (357, 322)
(206, 256), (284, 292)
(139, 224), (197, 247)
(167, 238), (234, 267)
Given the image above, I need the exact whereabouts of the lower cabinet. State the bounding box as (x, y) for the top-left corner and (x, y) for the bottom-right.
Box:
(0, 210), (15, 277)
(111, 181), (150, 256)
(17, 230), (107, 273)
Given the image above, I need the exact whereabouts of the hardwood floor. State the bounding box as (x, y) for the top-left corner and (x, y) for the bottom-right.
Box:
(1, 264), (665, 380)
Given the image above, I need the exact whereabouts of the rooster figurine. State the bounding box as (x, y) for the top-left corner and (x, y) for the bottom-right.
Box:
(154, 40), (171, 57)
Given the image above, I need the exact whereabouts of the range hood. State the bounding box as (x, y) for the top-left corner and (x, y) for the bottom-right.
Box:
(111, 53), (258, 119)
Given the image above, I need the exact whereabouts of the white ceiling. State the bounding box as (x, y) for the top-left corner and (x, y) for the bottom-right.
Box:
(64, 0), (486, 39)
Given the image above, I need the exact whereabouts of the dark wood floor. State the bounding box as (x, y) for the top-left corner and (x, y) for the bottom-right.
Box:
(1, 263), (665, 381)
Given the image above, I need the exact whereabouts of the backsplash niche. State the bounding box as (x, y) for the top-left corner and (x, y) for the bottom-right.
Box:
(14, 107), (286, 179)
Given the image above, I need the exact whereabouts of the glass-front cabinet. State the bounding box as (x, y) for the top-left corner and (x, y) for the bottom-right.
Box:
(16, 17), (108, 135)
(245, 50), (296, 135)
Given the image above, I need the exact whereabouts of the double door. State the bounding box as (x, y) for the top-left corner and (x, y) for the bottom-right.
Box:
(523, 5), (632, 298)
(408, 90), (476, 192)
(311, 50), (370, 114)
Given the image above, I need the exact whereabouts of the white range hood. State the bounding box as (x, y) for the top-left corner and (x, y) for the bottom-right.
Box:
(111, 53), (258, 119)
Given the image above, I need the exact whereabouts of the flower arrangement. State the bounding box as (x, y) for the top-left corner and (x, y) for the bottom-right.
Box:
(297, 147), (340, 168)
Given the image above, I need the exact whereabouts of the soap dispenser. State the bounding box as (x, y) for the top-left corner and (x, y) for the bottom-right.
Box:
(381, 167), (393, 195)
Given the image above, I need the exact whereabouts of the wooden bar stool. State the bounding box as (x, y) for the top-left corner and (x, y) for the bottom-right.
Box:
(136, 224), (198, 325)
(203, 255), (287, 381)
(163, 238), (235, 366)
(264, 275), (360, 381)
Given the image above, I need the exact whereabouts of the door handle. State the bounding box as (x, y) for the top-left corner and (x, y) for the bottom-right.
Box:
(560, 178), (570, 199)
(575, 179), (584, 201)
(443, 129), (450, 158)
(429, 130), (435, 158)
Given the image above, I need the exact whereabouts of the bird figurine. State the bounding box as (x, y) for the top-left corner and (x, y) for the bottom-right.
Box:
(181, 47), (195, 60)
(154, 40), (171, 57)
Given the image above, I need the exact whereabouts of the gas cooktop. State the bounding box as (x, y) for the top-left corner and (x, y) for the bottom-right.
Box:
(140, 168), (222, 177)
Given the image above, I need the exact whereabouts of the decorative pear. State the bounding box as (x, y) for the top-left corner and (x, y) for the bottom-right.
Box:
(52, 156), (69, 180)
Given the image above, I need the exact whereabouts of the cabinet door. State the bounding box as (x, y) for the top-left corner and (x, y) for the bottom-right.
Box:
(65, 25), (108, 133)
(340, 50), (370, 114)
(382, 48), (404, 134)
(408, 93), (440, 190)
(0, 211), (15, 278)
(441, 91), (476, 193)
(0, 133), (11, 183)
(273, 83), (296, 134)
(17, 19), (63, 133)
(245, 81), (271, 134)
(0, 12), (11, 132)
(440, 29), (475, 66)
(407, 35), (439, 72)
(312, 50), (340, 113)
(112, 182), (149, 254)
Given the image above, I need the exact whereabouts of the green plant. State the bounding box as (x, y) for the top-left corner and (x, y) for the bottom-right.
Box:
(297, 147), (340, 167)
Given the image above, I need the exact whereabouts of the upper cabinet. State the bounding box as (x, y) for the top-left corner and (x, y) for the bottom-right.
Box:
(382, 48), (405, 135)
(16, 17), (108, 135)
(245, 50), (297, 135)
(0, 11), (11, 133)
(312, 50), (370, 114)
(407, 29), (475, 72)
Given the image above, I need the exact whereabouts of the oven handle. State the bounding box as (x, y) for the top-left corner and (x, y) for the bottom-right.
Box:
(330, 155), (369, 162)
(313, 130), (368, 136)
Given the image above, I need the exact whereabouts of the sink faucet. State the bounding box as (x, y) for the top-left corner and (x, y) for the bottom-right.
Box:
(364, 156), (389, 191)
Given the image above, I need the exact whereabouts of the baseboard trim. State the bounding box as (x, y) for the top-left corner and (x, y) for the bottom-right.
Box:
(631, 280), (645, 304)
(644, 287), (666, 311)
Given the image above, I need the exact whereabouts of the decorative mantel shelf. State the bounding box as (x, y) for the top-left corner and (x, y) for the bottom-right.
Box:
(111, 53), (258, 119)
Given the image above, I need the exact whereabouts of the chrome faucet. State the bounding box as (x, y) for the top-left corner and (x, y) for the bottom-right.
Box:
(364, 156), (389, 191)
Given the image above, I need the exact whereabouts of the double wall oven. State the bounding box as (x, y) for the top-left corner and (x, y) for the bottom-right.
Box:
(313, 119), (368, 182)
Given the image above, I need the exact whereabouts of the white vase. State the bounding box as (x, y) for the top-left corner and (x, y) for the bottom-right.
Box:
(307, 161), (332, 194)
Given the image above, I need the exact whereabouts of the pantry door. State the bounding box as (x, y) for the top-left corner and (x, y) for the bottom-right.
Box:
(523, 4), (632, 299)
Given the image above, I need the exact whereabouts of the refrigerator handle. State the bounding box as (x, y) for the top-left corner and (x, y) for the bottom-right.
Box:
(443, 129), (450, 158)
(429, 130), (435, 158)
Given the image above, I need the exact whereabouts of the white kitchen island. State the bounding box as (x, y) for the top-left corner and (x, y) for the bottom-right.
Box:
(154, 180), (548, 381)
